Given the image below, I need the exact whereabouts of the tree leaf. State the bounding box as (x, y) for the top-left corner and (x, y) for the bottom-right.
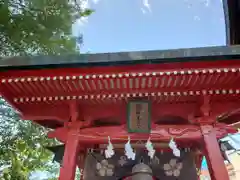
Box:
(0, 0), (93, 179)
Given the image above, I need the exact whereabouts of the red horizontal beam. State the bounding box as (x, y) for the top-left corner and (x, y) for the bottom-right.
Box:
(48, 123), (235, 144)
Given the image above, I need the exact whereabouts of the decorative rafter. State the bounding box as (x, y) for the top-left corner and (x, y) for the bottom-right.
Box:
(0, 65), (239, 105)
(12, 89), (240, 103)
(1, 67), (240, 83)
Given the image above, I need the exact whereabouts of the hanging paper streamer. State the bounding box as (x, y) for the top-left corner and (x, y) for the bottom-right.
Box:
(169, 138), (180, 157)
(145, 137), (155, 159)
(105, 136), (115, 159)
(125, 136), (136, 160)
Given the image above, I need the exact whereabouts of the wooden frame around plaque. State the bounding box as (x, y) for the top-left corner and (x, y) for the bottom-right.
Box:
(127, 100), (151, 133)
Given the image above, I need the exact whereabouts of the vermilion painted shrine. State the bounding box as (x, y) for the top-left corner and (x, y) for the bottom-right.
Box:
(1, 45), (240, 180)
(1, 1), (240, 179)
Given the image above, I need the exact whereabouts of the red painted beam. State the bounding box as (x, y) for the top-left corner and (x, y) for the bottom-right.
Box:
(48, 123), (235, 144)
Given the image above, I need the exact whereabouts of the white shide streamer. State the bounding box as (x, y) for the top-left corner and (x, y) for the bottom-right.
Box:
(125, 136), (136, 160)
(105, 136), (115, 158)
(145, 137), (156, 159)
(169, 138), (181, 157)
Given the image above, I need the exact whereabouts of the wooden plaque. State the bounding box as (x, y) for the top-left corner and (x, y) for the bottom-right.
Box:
(127, 100), (151, 133)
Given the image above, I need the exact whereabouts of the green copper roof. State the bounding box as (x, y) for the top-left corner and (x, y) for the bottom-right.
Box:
(1, 45), (240, 71)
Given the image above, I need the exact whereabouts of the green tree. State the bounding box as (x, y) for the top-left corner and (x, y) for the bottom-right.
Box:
(0, 0), (93, 56)
(0, 99), (57, 179)
(0, 0), (93, 179)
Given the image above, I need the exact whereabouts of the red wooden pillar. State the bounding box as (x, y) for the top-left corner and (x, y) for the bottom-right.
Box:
(201, 126), (229, 180)
(58, 130), (80, 180)
(194, 152), (203, 180)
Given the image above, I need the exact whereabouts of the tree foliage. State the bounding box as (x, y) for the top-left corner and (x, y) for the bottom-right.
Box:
(0, 0), (93, 56)
(0, 99), (57, 179)
(0, 0), (93, 179)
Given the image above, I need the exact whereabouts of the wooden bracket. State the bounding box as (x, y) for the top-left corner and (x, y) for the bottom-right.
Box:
(66, 101), (94, 129)
(196, 95), (215, 125)
(69, 100), (79, 122)
(200, 95), (211, 117)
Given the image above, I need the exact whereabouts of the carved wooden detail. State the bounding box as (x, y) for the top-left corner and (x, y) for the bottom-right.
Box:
(48, 123), (235, 144)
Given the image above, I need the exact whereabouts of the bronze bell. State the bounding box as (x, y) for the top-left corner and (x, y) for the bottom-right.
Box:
(132, 162), (153, 180)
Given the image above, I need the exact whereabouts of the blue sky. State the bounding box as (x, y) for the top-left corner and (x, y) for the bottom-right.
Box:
(73, 0), (226, 53)
(72, 0), (234, 172)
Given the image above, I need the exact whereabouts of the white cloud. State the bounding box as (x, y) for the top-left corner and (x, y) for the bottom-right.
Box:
(141, 0), (151, 14)
(92, 0), (100, 4)
(194, 15), (200, 21)
(141, 8), (146, 14)
(202, 0), (210, 7)
(143, 0), (151, 11)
